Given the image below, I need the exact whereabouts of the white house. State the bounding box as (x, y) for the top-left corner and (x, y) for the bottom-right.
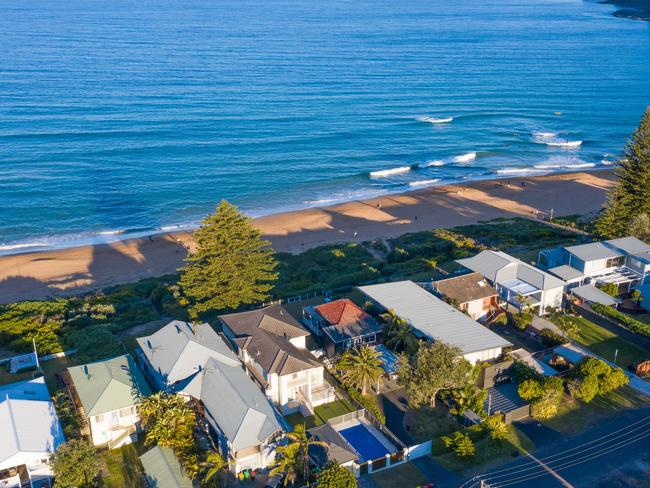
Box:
(540, 236), (650, 293)
(456, 250), (566, 315)
(0, 377), (65, 488)
(219, 305), (336, 415)
(358, 281), (512, 364)
(137, 321), (285, 474)
(67, 354), (151, 449)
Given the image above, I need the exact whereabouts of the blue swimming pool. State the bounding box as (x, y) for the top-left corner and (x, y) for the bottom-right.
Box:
(338, 423), (391, 462)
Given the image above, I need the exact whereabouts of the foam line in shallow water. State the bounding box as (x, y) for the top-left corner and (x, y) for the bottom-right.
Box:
(408, 178), (441, 187)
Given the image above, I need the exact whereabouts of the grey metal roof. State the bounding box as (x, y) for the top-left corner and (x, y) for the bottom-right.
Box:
(570, 284), (620, 307)
(309, 423), (358, 466)
(140, 446), (192, 488)
(137, 321), (241, 385)
(565, 242), (622, 262)
(457, 250), (565, 291)
(358, 281), (511, 355)
(0, 397), (65, 465)
(548, 265), (584, 282)
(68, 354), (151, 416)
(199, 357), (282, 452)
(605, 236), (650, 256)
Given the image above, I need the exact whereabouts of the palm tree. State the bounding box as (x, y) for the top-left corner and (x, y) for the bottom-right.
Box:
(200, 451), (225, 486)
(287, 424), (327, 482)
(270, 443), (301, 486)
(337, 345), (384, 395)
(381, 311), (418, 355)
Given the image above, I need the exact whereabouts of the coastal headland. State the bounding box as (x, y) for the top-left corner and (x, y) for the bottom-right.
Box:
(0, 169), (614, 304)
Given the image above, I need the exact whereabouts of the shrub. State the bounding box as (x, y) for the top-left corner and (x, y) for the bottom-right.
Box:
(539, 328), (567, 348)
(441, 431), (476, 458)
(345, 386), (385, 424)
(510, 360), (542, 383)
(511, 312), (533, 331)
(317, 462), (357, 488)
(600, 283), (619, 297)
(483, 415), (508, 441)
(570, 357), (629, 403)
(518, 376), (564, 419)
(65, 325), (123, 362)
(591, 303), (650, 337)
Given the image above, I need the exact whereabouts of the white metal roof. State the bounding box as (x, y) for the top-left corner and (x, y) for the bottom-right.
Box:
(457, 250), (565, 291)
(548, 265), (584, 282)
(0, 398), (65, 467)
(571, 284), (620, 307)
(358, 281), (511, 355)
(565, 242), (622, 262)
(605, 236), (650, 256)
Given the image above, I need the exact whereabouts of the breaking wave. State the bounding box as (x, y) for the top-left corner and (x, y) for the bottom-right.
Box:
(453, 152), (477, 163)
(533, 132), (582, 147)
(369, 166), (412, 178)
(417, 116), (453, 124)
(408, 178), (441, 187)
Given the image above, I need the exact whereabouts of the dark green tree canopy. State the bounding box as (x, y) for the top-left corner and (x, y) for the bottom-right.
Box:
(51, 439), (100, 488)
(595, 107), (650, 238)
(397, 341), (473, 408)
(317, 462), (357, 488)
(180, 200), (278, 313)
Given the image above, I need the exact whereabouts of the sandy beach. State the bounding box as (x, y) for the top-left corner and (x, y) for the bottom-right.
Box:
(0, 170), (614, 304)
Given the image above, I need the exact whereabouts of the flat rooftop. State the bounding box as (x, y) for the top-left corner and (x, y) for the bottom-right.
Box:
(358, 281), (511, 355)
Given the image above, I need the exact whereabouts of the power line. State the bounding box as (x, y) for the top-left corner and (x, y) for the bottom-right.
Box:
(459, 416), (650, 488)
(493, 429), (650, 487)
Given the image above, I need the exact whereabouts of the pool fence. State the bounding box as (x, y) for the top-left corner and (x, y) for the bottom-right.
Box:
(327, 409), (432, 476)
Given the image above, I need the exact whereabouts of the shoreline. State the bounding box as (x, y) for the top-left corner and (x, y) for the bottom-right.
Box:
(0, 169), (615, 304)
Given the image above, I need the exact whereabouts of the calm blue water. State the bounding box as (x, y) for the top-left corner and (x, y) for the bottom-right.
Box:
(1, 0), (649, 253)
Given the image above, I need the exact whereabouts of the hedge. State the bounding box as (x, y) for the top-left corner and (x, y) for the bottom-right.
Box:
(591, 303), (650, 338)
(345, 386), (386, 424)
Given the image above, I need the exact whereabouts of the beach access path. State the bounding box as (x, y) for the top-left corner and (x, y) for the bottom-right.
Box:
(0, 170), (614, 304)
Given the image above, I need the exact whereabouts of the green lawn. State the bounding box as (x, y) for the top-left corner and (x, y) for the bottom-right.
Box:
(543, 386), (650, 435)
(370, 462), (429, 488)
(407, 407), (463, 444)
(99, 442), (145, 488)
(285, 398), (357, 429)
(557, 315), (649, 369)
(432, 425), (533, 475)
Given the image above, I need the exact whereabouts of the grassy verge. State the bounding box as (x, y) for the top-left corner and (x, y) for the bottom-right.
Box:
(556, 315), (649, 369)
(0, 355), (80, 390)
(370, 462), (428, 487)
(99, 441), (146, 488)
(543, 386), (650, 435)
(432, 425), (533, 475)
(284, 398), (357, 429)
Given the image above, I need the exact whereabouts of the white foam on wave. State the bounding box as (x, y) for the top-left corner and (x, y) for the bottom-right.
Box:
(369, 166), (412, 178)
(408, 178), (441, 188)
(496, 168), (546, 176)
(423, 159), (446, 167)
(418, 116), (453, 124)
(533, 132), (582, 148)
(534, 162), (595, 170)
(453, 152), (477, 163)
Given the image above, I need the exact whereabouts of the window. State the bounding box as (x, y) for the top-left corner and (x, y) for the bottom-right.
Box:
(606, 256), (625, 268)
(292, 373), (298, 380)
(94, 414), (104, 423)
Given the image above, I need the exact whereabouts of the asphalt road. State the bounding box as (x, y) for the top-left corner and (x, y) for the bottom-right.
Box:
(458, 407), (650, 488)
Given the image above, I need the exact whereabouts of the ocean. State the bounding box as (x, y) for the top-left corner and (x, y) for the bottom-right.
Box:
(1, 0), (649, 254)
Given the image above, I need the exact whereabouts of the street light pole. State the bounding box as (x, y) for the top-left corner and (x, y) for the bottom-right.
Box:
(614, 348), (618, 365)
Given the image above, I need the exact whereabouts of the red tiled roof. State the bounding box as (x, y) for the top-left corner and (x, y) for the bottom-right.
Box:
(314, 299), (370, 326)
